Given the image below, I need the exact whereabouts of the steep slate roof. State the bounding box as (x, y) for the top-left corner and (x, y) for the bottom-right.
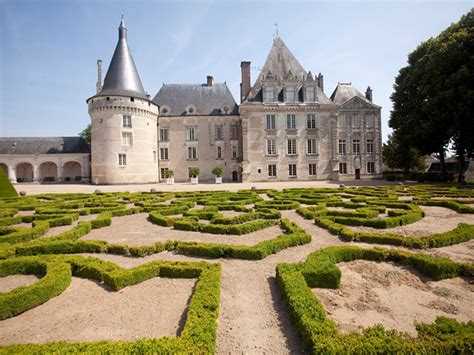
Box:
(329, 83), (373, 106)
(152, 83), (239, 116)
(246, 36), (331, 104)
(94, 18), (148, 100)
(0, 137), (90, 155)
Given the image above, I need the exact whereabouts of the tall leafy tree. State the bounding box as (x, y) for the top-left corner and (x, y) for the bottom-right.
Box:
(79, 124), (91, 146)
(389, 9), (474, 181)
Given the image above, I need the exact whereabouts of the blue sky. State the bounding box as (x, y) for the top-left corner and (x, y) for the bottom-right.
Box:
(0, 0), (472, 142)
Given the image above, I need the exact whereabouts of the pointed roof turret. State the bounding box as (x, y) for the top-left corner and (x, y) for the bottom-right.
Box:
(97, 16), (148, 100)
(246, 36), (307, 100)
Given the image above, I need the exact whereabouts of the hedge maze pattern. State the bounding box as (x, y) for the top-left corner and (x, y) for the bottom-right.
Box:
(0, 185), (473, 353)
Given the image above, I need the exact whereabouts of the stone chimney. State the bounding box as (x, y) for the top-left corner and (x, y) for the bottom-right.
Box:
(207, 75), (213, 87)
(240, 61), (251, 103)
(317, 73), (324, 93)
(365, 86), (373, 102)
(96, 59), (103, 94)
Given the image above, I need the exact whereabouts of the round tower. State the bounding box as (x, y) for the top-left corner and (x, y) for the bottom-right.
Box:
(87, 17), (158, 184)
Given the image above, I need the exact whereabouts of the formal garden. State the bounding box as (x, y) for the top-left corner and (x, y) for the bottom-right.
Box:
(0, 182), (473, 353)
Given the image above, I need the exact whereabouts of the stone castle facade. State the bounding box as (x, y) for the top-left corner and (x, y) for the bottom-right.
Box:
(0, 19), (382, 184)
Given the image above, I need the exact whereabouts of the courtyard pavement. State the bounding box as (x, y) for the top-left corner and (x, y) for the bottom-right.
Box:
(13, 179), (409, 195)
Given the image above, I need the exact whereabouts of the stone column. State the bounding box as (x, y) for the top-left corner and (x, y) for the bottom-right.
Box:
(57, 161), (63, 182)
(8, 165), (16, 184)
(33, 165), (40, 183)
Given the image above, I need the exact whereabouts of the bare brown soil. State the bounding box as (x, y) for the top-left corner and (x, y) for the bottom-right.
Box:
(0, 277), (196, 345)
(81, 213), (283, 246)
(0, 275), (40, 293)
(350, 206), (474, 237)
(313, 260), (473, 336)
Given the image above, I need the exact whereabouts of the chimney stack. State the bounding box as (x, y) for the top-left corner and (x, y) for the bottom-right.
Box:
(365, 86), (373, 102)
(207, 75), (213, 87)
(317, 73), (324, 93)
(240, 61), (251, 103)
(96, 59), (103, 94)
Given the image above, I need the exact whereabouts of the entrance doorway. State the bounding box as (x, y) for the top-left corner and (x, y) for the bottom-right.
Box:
(232, 171), (239, 182)
(355, 169), (361, 180)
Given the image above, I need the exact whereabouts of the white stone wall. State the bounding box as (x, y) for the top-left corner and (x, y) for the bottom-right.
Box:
(0, 153), (91, 183)
(240, 103), (337, 182)
(88, 95), (159, 184)
(158, 114), (241, 182)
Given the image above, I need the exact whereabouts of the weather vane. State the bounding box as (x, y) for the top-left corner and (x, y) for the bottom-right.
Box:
(274, 23), (279, 36)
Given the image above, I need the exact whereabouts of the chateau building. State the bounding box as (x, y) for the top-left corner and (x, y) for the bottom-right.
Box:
(0, 18), (382, 184)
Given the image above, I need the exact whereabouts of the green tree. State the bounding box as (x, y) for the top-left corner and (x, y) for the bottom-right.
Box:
(389, 9), (474, 181)
(79, 124), (91, 145)
(383, 134), (425, 172)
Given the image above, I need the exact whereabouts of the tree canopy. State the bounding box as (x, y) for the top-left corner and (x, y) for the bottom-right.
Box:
(388, 9), (474, 180)
(79, 124), (91, 146)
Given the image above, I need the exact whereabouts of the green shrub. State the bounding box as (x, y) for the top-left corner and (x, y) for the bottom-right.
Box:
(0, 169), (17, 198)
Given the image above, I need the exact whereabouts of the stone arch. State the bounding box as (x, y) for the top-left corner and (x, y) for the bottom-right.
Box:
(0, 163), (8, 178)
(16, 162), (34, 182)
(63, 161), (82, 182)
(39, 161), (58, 182)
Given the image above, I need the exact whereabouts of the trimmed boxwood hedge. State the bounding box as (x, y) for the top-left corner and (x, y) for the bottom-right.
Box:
(0, 255), (221, 353)
(276, 246), (474, 353)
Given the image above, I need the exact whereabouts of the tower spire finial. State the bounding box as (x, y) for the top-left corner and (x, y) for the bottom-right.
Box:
(274, 23), (279, 37)
(120, 15), (125, 28)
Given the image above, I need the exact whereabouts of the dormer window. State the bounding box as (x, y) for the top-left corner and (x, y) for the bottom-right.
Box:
(264, 86), (274, 102)
(160, 105), (171, 115)
(185, 105), (197, 115)
(305, 86), (315, 102)
(266, 70), (274, 80)
(285, 86), (295, 103)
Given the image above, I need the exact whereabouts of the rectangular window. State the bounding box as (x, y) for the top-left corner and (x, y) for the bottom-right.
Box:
(338, 115), (347, 128)
(307, 114), (317, 129)
(216, 146), (223, 159)
(367, 162), (375, 174)
(266, 139), (277, 155)
(309, 163), (317, 176)
(122, 132), (132, 145)
(339, 162), (347, 174)
(287, 114), (296, 129)
(215, 126), (223, 141)
(287, 139), (297, 155)
(338, 139), (347, 155)
(187, 147), (197, 160)
(118, 153), (127, 166)
(232, 145), (238, 159)
(367, 139), (374, 154)
(307, 139), (317, 155)
(230, 125), (238, 140)
(266, 115), (276, 130)
(159, 128), (169, 141)
(186, 127), (196, 141)
(352, 139), (360, 155)
(306, 86), (315, 102)
(160, 168), (169, 180)
(160, 147), (169, 160)
(352, 114), (360, 128)
(264, 87), (274, 102)
(288, 164), (297, 177)
(122, 115), (132, 128)
(366, 114), (375, 127)
(268, 164), (277, 177)
(286, 87), (295, 102)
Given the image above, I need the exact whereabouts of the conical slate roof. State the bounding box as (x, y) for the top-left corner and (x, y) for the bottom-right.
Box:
(98, 18), (148, 100)
(247, 36), (307, 100)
